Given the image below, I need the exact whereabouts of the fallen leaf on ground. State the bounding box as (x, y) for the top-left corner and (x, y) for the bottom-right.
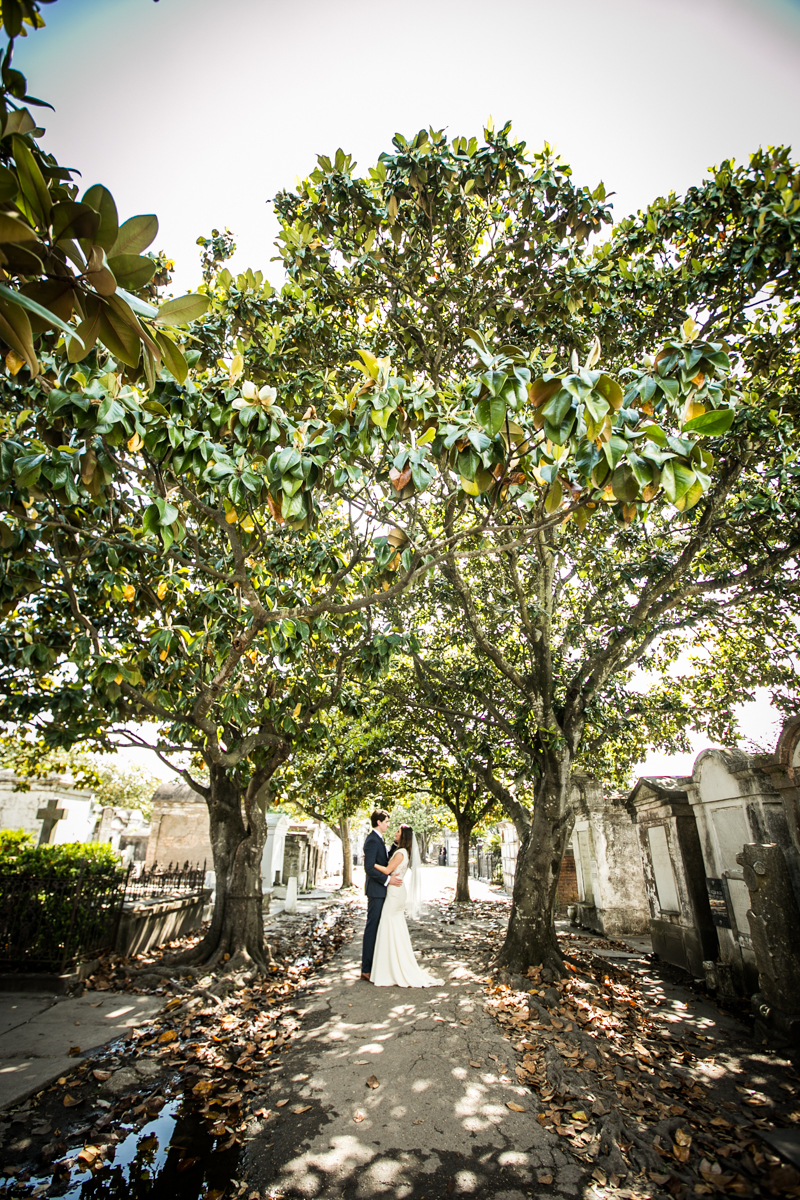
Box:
(63, 1094), (81, 1108)
(353, 1111), (365, 1123)
(469, 1061), (482, 1068)
(539, 1173), (554, 1185)
(366, 1075), (380, 1089)
(293, 1104), (311, 1114)
(92, 1070), (111, 1082)
(68, 1046), (81, 1057)
(276, 1099), (289, 1107)
(158, 1031), (178, 1043)
(507, 1101), (526, 1112)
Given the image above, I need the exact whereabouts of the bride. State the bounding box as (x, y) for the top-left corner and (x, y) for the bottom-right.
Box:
(369, 824), (444, 988)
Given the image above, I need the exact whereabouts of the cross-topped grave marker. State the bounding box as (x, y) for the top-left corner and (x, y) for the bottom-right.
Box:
(37, 797), (67, 845)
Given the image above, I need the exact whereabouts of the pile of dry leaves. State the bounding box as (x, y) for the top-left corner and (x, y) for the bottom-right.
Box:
(0, 900), (359, 1197)
(437, 896), (799, 1199)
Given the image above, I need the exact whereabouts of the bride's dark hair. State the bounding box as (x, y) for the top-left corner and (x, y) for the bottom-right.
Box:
(397, 824), (413, 857)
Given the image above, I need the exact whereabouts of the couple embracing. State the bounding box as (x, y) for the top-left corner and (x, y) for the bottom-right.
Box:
(360, 809), (443, 988)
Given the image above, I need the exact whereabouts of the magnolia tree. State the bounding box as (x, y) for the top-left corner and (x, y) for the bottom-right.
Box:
(243, 124), (800, 972)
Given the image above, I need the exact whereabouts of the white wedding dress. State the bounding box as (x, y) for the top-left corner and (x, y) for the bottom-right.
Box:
(371, 849), (444, 988)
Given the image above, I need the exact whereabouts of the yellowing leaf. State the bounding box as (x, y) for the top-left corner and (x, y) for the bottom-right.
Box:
(127, 431), (143, 452)
(5, 349), (24, 375)
(292, 702), (301, 718)
(158, 1030), (178, 1043)
(122, 584), (135, 603)
(156, 580), (168, 600)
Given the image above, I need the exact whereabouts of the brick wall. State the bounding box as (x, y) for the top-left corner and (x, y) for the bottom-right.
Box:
(555, 848), (579, 908)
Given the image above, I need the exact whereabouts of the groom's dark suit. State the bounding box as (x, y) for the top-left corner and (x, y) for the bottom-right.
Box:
(361, 828), (389, 975)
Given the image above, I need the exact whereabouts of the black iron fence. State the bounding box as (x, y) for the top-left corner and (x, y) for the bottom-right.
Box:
(0, 858), (208, 974)
(469, 848), (503, 884)
(124, 860), (207, 901)
(0, 864), (131, 974)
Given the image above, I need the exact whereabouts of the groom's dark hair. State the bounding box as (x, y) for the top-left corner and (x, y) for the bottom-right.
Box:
(371, 809), (390, 827)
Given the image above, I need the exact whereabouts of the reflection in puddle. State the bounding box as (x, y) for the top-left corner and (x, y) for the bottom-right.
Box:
(9, 1098), (240, 1199)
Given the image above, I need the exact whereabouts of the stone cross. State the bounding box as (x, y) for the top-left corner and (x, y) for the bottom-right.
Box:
(37, 797), (67, 845)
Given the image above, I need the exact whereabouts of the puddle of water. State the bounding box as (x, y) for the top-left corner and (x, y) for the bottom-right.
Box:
(5, 1097), (241, 1199)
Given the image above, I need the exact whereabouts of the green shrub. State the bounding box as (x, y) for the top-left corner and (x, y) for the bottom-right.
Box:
(0, 831), (123, 879)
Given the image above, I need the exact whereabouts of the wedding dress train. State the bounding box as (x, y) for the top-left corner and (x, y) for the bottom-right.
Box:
(371, 849), (444, 988)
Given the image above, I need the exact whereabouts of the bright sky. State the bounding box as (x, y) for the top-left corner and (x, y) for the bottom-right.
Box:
(15, 0), (797, 782)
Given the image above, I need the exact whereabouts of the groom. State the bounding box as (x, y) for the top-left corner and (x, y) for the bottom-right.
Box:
(361, 809), (401, 980)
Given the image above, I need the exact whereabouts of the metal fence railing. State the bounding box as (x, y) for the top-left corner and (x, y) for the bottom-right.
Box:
(0, 864), (131, 974)
(124, 860), (207, 901)
(469, 848), (503, 884)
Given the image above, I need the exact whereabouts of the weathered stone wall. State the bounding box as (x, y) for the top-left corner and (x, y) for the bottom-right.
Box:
(144, 779), (212, 870)
(571, 776), (650, 937)
(686, 747), (796, 995)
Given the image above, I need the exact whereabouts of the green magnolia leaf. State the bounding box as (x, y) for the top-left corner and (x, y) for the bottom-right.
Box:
(154, 332), (188, 385)
(529, 377), (561, 408)
(13, 452), (46, 489)
(141, 399), (170, 416)
(661, 461), (696, 504)
(98, 306), (141, 368)
(115, 287), (158, 319)
(155, 293), (210, 325)
(82, 184), (119, 251)
(0, 165), (19, 203)
(0, 295), (38, 373)
(544, 479), (563, 513)
(611, 464), (639, 503)
(107, 253), (156, 290)
(681, 408), (735, 436)
(0, 212), (38, 244)
(109, 214), (158, 257)
(488, 396), (506, 437)
(12, 135), (51, 225)
(0, 284), (84, 349)
(541, 389), (572, 427)
(51, 201), (100, 243)
(674, 478), (705, 511)
(1, 108), (36, 139)
(594, 374), (623, 411)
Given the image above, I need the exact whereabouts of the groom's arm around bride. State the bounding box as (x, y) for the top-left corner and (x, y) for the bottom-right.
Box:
(360, 810), (400, 980)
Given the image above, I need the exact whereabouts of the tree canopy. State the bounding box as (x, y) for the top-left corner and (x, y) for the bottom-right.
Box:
(1, 0), (799, 976)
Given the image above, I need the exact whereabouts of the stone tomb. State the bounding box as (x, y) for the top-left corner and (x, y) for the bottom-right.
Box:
(570, 775), (650, 937)
(687, 748), (796, 996)
(630, 776), (719, 977)
(0, 769), (98, 845)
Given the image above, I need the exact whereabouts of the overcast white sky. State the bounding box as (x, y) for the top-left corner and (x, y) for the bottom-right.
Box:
(16, 0), (797, 779)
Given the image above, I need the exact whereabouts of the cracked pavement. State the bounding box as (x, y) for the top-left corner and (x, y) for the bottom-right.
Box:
(243, 910), (581, 1199)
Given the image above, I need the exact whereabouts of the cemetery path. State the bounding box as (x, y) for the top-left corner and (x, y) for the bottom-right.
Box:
(243, 901), (577, 1200)
(0, 991), (163, 1110)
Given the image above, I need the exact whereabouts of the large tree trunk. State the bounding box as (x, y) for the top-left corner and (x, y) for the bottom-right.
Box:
(496, 762), (575, 976)
(454, 814), (473, 903)
(178, 756), (286, 975)
(339, 816), (353, 888)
